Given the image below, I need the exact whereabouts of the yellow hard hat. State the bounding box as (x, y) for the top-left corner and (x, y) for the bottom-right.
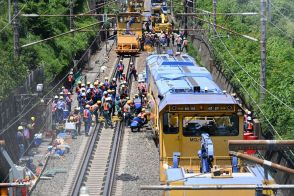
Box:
(127, 100), (132, 104)
(18, 126), (24, 131)
(142, 108), (146, 112)
(97, 100), (102, 104)
(87, 82), (91, 85)
(81, 83), (85, 87)
(94, 81), (98, 86)
(78, 81), (82, 84)
(31, 117), (36, 121)
(107, 89), (112, 93)
(69, 116), (74, 121)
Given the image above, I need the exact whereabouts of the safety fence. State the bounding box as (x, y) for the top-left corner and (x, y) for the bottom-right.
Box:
(0, 33), (103, 180)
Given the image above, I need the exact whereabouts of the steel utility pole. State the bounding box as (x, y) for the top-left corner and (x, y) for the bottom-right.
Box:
(13, 0), (20, 58)
(212, 0), (217, 32)
(260, 0), (267, 102)
(8, 0), (11, 22)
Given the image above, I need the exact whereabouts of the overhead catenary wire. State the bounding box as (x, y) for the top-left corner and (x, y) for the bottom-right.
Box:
(211, 26), (294, 112)
(0, 22), (110, 136)
(270, 1), (294, 23)
(212, 28), (294, 158)
(211, 33), (283, 138)
(269, 20), (294, 40)
(0, 1), (27, 33)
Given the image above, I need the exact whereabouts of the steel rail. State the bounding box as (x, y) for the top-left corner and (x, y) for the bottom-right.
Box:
(103, 121), (124, 196)
(103, 56), (136, 196)
(71, 123), (103, 196)
(70, 50), (122, 195)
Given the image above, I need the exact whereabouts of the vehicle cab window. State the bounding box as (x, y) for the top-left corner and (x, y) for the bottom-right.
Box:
(163, 113), (179, 134)
(183, 115), (239, 137)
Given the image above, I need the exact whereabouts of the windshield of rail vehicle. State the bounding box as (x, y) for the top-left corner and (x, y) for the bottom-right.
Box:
(182, 115), (239, 137)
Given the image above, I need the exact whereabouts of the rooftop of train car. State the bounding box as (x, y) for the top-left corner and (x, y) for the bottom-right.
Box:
(146, 53), (238, 111)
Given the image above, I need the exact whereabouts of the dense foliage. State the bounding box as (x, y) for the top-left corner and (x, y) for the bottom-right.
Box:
(0, 0), (98, 99)
(174, 0), (294, 139)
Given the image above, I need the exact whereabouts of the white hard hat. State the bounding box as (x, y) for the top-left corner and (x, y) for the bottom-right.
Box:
(112, 78), (116, 81)
(130, 62), (134, 65)
(54, 95), (59, 99)
(85, 105), (90, 108)
(59, 96), (64, 99)
(81, 92), (86, 96)
(18, 126), (24, 130)
(103, 91), (108, 95)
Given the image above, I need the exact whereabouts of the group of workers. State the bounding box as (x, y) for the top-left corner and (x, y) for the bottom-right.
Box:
(16, 117), (36, 159)
(50, 60), (148, 136)
(139, 30), (188, 52)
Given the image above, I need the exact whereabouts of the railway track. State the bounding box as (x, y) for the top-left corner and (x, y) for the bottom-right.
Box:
(68, 56), (135, 196)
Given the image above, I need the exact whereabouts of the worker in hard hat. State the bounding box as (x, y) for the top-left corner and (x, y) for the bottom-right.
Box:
(129, 62), (138, 81)
(73, 107), (82, 135)
(78, 92), (87, 113)
(27, 116), (36, 135)
(57, 96), (66, 123)
(86, 82), (91, 90)
(66, 71), (75, 92)
(121, 73), (127, 83)
(65, 92), (72, 112)
(117, 60), (124, 80)
(109, 78), (117, 91)
(16, 126), (25, 159)
(83, 105), (92, 136)
(119, 84), (128, 99)
(101, 91), (108, 105)
(104, 77), (109, 90)
(123, 100), (133, 126)
(76, 81), (82, 94)
(115, 96), (122, 118)
(52, 95), (59, 123)
(103, 97), (113, 128)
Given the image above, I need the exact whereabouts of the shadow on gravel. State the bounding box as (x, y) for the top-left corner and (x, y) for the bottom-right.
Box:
(116, 173), (139, 181)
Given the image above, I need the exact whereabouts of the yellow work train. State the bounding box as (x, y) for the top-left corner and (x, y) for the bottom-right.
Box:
(151, 0), (172, 33)
(115, 12), (142, 55)
(146, 53), (275, 196)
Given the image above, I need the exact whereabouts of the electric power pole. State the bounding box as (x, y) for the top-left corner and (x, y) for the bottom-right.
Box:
(212, 0), (217, 32)
(260, 0), (267, 102)
(8, 0), (11, 22)
(13, 0), (20, 59)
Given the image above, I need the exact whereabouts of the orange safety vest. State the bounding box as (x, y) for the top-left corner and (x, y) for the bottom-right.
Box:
(83, 110), (89, 118)
(68, 75), (73, 82)
(103, 103), (109, 111)
(248, 122), (253, 130)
